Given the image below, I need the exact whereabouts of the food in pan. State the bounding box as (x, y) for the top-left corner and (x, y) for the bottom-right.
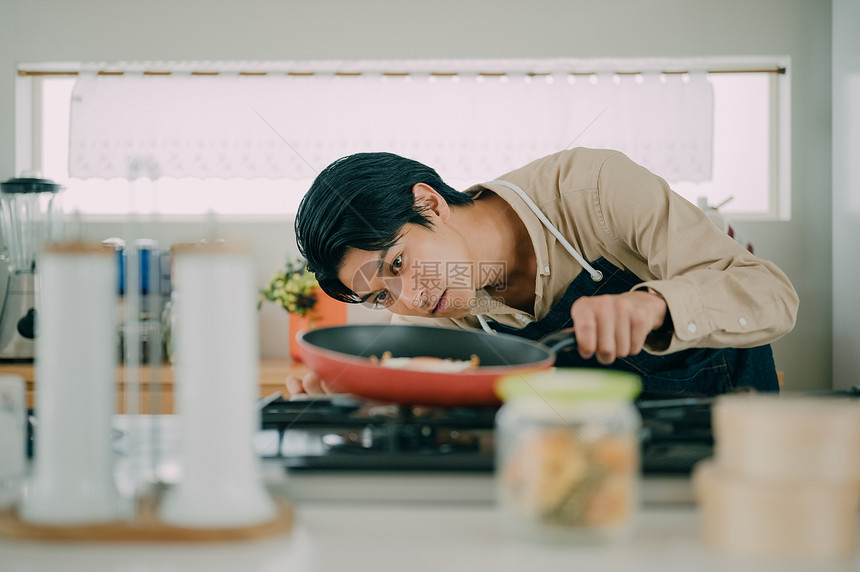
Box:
(500, 429), (637, 530)
(369, 351), (480, 373)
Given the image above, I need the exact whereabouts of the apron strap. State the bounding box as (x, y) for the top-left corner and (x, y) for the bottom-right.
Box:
(487, 179), (604, 282)
(477, 314), (495, 334)
(478, 179), (604, 334)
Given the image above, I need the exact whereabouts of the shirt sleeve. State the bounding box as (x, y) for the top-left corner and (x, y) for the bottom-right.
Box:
(594, 152), (799, 354)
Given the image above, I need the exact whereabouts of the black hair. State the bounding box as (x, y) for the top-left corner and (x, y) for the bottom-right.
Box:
(295, 152), (474, 303)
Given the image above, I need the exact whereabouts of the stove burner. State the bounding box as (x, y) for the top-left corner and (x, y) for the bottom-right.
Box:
(260, 396), (498, 472)
(323, 420), (482, 454)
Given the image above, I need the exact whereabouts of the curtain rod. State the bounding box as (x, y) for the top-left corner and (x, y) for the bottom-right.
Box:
(18, 68), (786, 78)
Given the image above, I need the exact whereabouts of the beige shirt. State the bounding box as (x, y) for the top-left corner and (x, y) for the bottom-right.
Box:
(391, 148), (799, 354)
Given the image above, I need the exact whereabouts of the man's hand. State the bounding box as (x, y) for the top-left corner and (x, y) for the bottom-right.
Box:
(570, 290), (669, 364)
(285, 371), (331, 395)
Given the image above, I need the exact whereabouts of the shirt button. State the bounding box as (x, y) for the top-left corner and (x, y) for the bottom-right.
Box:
(687, 322), (697, 334)
(544, 266), (550, 273)
(515, 313), (523, 320)
(739, 317), (747, 327)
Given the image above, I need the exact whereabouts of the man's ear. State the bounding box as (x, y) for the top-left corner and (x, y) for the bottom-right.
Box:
(412, 183), (451, 223)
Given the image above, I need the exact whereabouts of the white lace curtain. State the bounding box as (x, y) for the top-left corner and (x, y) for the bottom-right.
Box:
(68, 60), (714, 183)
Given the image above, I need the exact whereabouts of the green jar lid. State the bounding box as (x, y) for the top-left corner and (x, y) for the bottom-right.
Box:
(496, 368), (641, 403)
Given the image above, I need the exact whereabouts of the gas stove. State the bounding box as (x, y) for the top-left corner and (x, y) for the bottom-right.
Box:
(255, 395), (722, 505)
(258, 395), (718, 475)
(259, 396), (498, 472)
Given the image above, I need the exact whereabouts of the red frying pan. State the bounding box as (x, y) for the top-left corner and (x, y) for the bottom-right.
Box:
(298, 324), (572, 406)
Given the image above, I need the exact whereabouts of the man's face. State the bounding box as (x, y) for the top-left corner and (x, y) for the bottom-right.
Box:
(337, 222), (479, 318)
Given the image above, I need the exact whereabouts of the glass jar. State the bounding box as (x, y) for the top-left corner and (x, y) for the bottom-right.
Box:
(495, 368), (641, 543)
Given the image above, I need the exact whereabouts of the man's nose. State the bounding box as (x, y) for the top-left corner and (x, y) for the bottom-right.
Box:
(392, 274), (429, 312)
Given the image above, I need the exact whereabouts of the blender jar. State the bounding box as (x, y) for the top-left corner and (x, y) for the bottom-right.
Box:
(0, 178), (63, 360)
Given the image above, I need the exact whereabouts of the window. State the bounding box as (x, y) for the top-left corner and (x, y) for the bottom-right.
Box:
(17, 59), (789, 219)
(30, 76), (314, 217)
(671, 71), (790, 219)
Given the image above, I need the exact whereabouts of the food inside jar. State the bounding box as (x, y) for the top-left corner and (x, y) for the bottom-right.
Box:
(369, 351), (480, 373)
(500, 429), (637, 529)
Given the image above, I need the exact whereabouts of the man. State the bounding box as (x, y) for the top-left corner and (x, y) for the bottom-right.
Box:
(287, 148), (798, 396)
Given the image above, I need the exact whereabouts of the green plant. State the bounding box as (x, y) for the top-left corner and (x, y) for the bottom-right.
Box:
(258, 257), (319, 316)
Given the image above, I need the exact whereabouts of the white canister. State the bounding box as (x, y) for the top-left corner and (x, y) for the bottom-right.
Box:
(19, 243), (121, 525)
(0, 374), (26, 508)
(158, 242), (276, 528)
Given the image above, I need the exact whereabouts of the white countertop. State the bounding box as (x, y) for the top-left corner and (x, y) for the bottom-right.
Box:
(2, 500), (859, 572)
(5, 414), (860, 570)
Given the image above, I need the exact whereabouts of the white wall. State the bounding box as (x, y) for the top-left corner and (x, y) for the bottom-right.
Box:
(0, 0), (834, 390)
(832, 0), (860, 390)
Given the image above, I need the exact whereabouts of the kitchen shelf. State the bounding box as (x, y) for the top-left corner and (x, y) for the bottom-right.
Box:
(0, 359), (307, 414)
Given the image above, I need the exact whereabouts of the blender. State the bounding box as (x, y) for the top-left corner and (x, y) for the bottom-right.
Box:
(0, 178), (63, 361)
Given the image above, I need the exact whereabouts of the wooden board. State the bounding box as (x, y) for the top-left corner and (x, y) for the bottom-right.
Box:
(0, 498), (293, 542)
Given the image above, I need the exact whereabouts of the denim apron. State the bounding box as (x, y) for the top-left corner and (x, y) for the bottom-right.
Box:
(479, 181), (779, 398)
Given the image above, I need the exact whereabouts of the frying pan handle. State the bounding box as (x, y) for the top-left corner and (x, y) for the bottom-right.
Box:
(540, 328), (577, 353)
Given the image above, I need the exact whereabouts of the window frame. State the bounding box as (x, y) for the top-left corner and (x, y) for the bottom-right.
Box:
(15, 58), (792, 222)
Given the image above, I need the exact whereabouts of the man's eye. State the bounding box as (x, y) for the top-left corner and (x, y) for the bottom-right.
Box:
(373, 290), (389, 308)
(391, 255), (402, 273)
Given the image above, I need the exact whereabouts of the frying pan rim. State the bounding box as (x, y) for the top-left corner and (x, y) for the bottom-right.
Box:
(297, 323), (556, 376)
